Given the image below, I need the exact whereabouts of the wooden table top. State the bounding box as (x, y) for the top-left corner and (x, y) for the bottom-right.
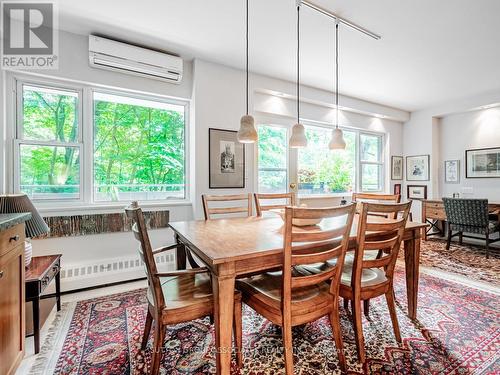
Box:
(170, 216), (427, 265)
(26, 254), (62, 282)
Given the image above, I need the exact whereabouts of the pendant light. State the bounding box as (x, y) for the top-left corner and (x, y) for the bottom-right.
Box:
(328, 20), (346, 150)
(237, 0), (258, 143)
(289, 4), (307, 148)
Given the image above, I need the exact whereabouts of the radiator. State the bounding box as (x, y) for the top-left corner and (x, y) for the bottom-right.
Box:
(60, 253), (176, 291)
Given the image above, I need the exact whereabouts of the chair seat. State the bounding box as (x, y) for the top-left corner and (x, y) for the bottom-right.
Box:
(340, 263), (387, 288)
(449, 221), (500, 235)
(147, 272), (213, 313)
(236, 271), (332, 316)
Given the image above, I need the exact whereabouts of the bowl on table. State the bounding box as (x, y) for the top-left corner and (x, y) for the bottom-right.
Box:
(269, 206), (322, 227)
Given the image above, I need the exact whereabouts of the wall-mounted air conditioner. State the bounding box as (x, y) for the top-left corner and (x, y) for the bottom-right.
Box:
(88, 35), (183, 83)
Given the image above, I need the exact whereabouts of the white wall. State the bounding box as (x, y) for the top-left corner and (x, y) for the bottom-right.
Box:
(402, 91), (500, 221)
(1, 31), (406, 291)
(439, 108), (500, 200)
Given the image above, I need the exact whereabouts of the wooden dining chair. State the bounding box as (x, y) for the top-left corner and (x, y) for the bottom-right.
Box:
(235, 204), (357, 374)
(340, 201), (411, 363)
(254, 192), (296, 216)
(202, 193), (253, 220)
(351, 193), (411, 220)
(125, 202), (243, 374)
(352, 192), (401, 204)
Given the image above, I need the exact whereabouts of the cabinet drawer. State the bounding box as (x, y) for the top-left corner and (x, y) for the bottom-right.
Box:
(0, 224), (25, 257)
(427, 209), (446, 220)
(425, 202), (444, 210)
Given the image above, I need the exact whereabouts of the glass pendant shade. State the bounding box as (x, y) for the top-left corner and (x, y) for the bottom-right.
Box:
(328, 127), (346, 150)
(289, 122), (307, 148)
(237, 115), (258, 143)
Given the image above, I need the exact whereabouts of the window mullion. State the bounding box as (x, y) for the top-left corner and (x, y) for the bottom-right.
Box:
(82, 87), (93, 204)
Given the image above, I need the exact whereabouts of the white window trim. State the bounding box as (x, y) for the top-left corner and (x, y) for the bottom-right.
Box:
(10, 74), (191, 210)
(255, 121), (386, 196)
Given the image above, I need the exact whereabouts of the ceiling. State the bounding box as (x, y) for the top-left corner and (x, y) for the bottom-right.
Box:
(55, 0), (500, 112)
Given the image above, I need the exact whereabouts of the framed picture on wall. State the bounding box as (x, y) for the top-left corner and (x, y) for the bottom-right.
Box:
(465, 147), (500, 178)
(407, 185), (427, 200)
(393, 183), (402, 195)
(406, 155), (430, 181)
(444, 160), (460, 183)
(391, 156), (403, 180)
(209, 128), (245, 188)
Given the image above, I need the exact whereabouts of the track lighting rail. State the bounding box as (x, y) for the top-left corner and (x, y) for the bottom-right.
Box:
(299, 0), (381, 40)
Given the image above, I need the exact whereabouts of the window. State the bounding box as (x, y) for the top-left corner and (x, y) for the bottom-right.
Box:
(298, 126), (356, 194)
(17, 84), (82, 200)
(359, 133), (383, 191)
(257, 125), (288, 193)
(15, 79), (188, 204)
(257, 123), (385, 195)
(93, 93), (185, 201)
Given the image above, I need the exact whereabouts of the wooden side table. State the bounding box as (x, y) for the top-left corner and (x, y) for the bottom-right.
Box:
(25, 254), (62, 354)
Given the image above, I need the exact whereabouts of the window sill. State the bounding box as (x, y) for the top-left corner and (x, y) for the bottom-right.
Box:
(36, 200), (193, 216)
(299, 193), (352, 200)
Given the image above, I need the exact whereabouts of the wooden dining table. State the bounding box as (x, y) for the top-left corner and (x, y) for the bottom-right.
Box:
(169, 215), (427, 375)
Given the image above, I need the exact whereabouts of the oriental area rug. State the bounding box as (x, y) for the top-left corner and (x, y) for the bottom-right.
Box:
(29, 268), (499, 375)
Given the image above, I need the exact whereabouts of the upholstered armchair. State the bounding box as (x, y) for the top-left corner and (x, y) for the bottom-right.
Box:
(443, 198), (499, 259)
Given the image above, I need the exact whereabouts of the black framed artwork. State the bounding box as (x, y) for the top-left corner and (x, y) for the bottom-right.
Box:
(407, 185), (428, 200)
(209, 128), (245, 188)
(465, 147), (500, 178)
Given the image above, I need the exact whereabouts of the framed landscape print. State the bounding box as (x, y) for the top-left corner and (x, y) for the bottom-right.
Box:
(406, 155), (430, 181)
(209, 128), (245, 188)
(444, 160), (460, 183)
(391, 156), (403, 180)
(407, 185), (427, 200)
(466, 147), (500, 178)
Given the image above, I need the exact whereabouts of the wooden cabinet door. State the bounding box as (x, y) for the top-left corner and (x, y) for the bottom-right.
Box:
(0, 245), (25, 375)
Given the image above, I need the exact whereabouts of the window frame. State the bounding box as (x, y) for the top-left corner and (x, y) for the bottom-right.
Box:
(358, 131), (385, 193)
(256, 121), (386, 196)
(12, 75), (190, 208)
(256, 123), (290, 194)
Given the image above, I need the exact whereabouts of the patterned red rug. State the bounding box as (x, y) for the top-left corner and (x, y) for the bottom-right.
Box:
(32, 269), (499, 374)
(417, 239), (500, 285)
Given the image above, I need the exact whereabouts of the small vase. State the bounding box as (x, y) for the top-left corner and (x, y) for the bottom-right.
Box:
(24, 240), (33, 268)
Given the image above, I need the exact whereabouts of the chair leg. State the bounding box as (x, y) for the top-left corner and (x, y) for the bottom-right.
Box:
(363, 300), (370, 318)
(486, 231), (490, 259)
(343, 298), (349, 311)
(458, 231), (463, 245)
(385, 289), (402, 343)
(329, 303), (347, 373)
(446, 229), (453, 250)
(233, 297), (243, 368)
(352, 299), (366, 363)
(282, 319), (294, 375)
(150, 321), (165, 375)
(141, 309), (153, 350)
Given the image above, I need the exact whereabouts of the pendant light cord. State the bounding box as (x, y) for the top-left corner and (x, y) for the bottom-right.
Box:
(297, 5), (300, 123)
(335, 22), (339, 129)
(245, 0), (249, 115)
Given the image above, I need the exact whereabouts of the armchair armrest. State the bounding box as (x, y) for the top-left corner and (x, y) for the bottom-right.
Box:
(155, 268), (209, 277)
(152, 244), (178, 255)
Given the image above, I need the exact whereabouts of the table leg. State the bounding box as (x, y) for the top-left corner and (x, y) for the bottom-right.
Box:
(33, 297), (40, 354)
(212, 269), (236, 375)
(55, 269), (61, 311)
(175, 233), (187, 270)
(404, 230), (421, 320)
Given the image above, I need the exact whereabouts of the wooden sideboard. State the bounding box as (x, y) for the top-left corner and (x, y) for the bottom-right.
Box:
(0, 214), (30, 375)
(422, 199), (500, 240)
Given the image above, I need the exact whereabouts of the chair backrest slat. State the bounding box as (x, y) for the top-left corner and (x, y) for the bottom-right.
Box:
(125, 202), (165, 311)
(254, 192), (296, 216)
(202, 193), (252, 220)
(351, 201), (411, 289)
(352, 193), (401, 203)
(282, 204), (356, 306)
